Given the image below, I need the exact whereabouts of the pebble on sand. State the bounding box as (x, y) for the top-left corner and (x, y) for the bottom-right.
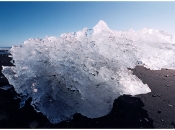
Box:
(158, 110), (161, 113)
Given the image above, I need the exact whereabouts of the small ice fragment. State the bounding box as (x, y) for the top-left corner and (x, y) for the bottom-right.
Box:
(1, 85), (12, 90)
(144, 118), (149, 122)
(8, 55), (12, 58)
(152, 94), (157, 97)
(10, 59), (14, 64)
(168, 104), (173, 107)
(19, 95), (29, 108)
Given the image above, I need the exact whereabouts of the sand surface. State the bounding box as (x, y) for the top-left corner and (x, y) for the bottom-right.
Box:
(0, 53), (174, 128)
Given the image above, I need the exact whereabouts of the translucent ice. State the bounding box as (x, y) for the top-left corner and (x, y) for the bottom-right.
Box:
(0, 85), (12, 90)
(2, 20), (175, 124)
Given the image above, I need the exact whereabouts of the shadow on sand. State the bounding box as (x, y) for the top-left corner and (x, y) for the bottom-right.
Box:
(52, 95), (154, 128)
(0, 85), (154, 128)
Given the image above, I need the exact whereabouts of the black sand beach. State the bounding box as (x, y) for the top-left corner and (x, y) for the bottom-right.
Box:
(0, 52), (175, 128)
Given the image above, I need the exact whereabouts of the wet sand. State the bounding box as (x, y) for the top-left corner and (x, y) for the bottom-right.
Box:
(0, 53), (174, 128)
(132, 66), (175, 128)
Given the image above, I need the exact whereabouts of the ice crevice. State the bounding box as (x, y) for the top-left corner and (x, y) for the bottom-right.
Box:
(2, 20), (175, 124)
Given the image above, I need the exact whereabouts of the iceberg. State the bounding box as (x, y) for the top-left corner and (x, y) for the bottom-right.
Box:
(2, 20), (175, 124)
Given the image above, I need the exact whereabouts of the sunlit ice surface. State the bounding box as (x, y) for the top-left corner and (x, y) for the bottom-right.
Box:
(2, 20), (175, 124)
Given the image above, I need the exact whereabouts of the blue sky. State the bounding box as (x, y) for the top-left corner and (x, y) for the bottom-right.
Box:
(0, 1), (175, 47)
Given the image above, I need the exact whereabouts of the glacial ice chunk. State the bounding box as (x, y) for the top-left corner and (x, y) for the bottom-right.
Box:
(2, 20), (175, 124)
